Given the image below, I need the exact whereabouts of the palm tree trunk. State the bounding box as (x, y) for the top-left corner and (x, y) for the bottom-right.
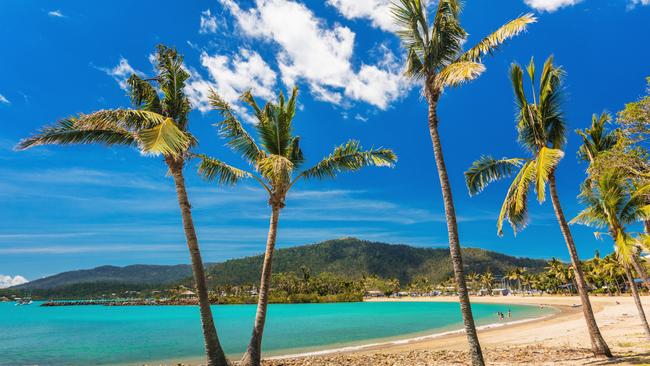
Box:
(426, 89), (485, 366)
(241, 205), (281, 366)
(624, 265), (650, 340)
(168, 159), (229, 366)
(548, 173), (612, 358)
(632, 258), (650, 292)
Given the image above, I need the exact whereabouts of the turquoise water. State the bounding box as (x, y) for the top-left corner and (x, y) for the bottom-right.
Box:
(0, 301), (555, 365)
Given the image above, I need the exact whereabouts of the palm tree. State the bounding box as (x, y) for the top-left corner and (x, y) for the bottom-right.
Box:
(577, 112), (650, 291)
(390, 2), (535, 363)
(507, 267), (527, 293)
(17, 46), (229, 366)
(195, 86), (397, 366)
(571, 170), (650, 339)
(464, 56), (612, 357)
(480, 271), (494, 294)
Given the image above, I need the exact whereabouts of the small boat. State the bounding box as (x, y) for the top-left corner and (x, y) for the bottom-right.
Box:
(15, 297), (33, 306)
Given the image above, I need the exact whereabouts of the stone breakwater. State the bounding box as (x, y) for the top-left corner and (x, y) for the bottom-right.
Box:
(41, 299), (200, 306)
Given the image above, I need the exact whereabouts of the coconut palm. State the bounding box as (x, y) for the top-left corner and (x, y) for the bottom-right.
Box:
(571, 170), (650, 339)
(17, 46), (229, 366)
(390, 2), (535, 363)
(464, 56), (612, 357)
(507, 267), (527, 293)
(576, 112), (618, 164)
(577, 113), (650, 291)
(195, 86), (397, 366)
(480, 271), (495, 294)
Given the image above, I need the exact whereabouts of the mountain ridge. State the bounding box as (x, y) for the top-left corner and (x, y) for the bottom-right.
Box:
(13, 237), (549, 291)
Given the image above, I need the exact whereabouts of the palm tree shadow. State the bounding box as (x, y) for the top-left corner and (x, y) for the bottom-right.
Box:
(586, 352), (650, 365)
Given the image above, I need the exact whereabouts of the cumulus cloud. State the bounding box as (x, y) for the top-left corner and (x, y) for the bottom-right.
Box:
(0, 274), (28, 288)
(218, 0), (409, 110)
(326, 0), (396, 32)
(199, 9), (218, 34)
(100, 58), (143, 90)
(628, 0), (650, 8)
(185, 49), (277, 118)
(0, 94), (9, 104)
(48, 10), (65, 18)
(524, 0), (582, 11)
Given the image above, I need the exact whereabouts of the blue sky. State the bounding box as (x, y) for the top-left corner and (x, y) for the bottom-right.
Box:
(1, 0), (648, 283)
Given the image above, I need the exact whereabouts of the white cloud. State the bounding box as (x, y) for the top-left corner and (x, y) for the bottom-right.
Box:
(48, 10), (65, 18)
(185, 49), (277, 118)
(524, 0), (581, 11)
(0, 94), (9, 104)
(0, 274), (28, 288)
(199, 9), (218, 34)
(326, 0), (396, 32)
(101, 58), (142, 90)
(218, 0), (409, 110)
(628, 0), (650, 8)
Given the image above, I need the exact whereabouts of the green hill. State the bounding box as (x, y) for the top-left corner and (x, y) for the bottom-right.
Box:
(14, 264), (193, 290)
(199, 237), (547, 286)
(12, 238), (548, 292)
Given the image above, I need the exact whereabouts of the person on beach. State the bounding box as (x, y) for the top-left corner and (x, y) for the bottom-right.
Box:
(507, 309), (511, 318)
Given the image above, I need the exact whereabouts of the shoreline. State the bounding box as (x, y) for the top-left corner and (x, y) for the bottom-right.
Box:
(266, 308), (560, 360)
(260, 295), (650, 365)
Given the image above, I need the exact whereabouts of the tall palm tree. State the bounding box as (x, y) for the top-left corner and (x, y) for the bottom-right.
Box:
(464, 56), (612, 357)
(390, 2), (535, 363)
(571, 170), (650, 339)
(195, 87), (397, 366)
(577, 113), (650, 291)
(17, 46), (229, 366)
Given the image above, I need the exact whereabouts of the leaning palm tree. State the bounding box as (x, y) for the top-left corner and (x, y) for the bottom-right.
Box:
(576, 113), (650, 291)
(195, 86), (397, 366)
(571, 170), (650, 339)
(464, 56), (612, 357)
(17, 46), (229, 366)
(390, 2), (535, 363)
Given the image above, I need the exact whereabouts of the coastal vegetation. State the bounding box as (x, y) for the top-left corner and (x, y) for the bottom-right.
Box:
(193, 87), (396, 365)
(391, 1), (535, 363)
(3, 249), (647, 303)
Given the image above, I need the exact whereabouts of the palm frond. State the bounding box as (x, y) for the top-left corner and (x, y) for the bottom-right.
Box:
(16, 118), (137, 150)
(570, 207), (607, 228)
(194, 153), (252, 185)
(127, 74), (162, 114)
(429, 0), (466, 71)
(533, 147), (564, 203)
(209, 89), (265, 163)
(436, 61), (485, 88)
(74, 109), (167, 131)
(460, 14), (536, 62)
(539, 56), (566, 149)
(137, 117), (191, 156)
(155, 45), (191, 129)
(510, 63), (527, 111)
(257, 154), (294, 189)
(465, 156), (525, 195)
(391, 0), (429, 58)
(299, 140), (397, 180)
(514, 160), (536, 213)
(496, 161), (533, 236)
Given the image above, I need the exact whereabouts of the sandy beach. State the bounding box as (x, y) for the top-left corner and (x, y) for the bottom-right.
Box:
(259, 295), (650, 365)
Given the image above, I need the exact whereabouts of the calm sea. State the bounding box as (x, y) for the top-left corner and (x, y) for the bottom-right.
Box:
(0, 301), (555, 365)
